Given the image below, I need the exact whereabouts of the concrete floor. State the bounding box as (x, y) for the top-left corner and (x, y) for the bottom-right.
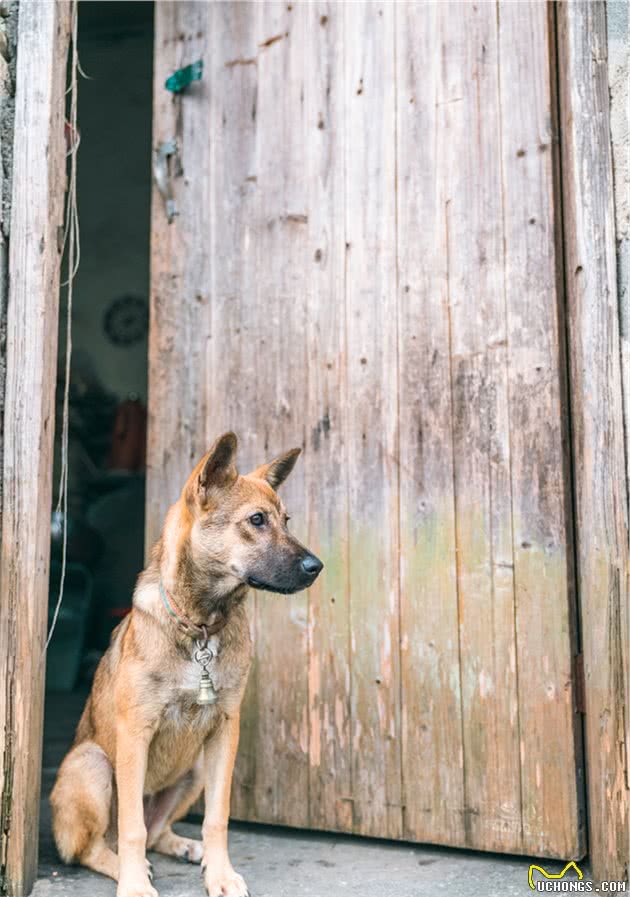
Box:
(35, 692), (589, 897)
(34, 817), (588, 897)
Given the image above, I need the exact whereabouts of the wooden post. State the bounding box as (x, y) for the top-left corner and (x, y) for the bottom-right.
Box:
(0, 1), (18, 539)
(0, 3), (71, 894)
(556, 2), (630, 884)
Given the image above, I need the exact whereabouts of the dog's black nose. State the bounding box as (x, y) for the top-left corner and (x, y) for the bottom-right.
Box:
(301, 554), (323, 577)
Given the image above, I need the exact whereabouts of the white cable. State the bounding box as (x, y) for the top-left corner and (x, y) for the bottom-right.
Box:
(46, 0), (81, 652)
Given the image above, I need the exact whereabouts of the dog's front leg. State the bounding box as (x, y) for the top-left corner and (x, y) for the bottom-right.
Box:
(116, 723), (157, 897)
(202, 712), (248, 897)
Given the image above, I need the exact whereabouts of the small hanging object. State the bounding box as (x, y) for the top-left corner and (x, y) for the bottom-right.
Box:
(194, 636), (218, 706)
(197, 668), (217, 706)
(165, 59), (203, 94)
(153, 139), (180, 224)
(154, 60), (203, 222)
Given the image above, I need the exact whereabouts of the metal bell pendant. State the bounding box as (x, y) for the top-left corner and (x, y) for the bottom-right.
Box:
(197, 668), (217, 706)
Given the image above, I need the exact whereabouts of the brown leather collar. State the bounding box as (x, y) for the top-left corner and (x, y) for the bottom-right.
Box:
(159, 580), (227, 640)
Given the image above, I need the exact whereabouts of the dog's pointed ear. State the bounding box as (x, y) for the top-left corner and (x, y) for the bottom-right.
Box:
(250, 447), (301, 490)
(189, 432), (238, 502)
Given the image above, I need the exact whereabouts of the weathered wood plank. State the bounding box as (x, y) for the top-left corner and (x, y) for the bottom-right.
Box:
(0, 1), (16, 545)
(0, 3), (71, 893)
(248, 1), (310, 828)
(607, 18), (630, 859)
(557, 1), (630, 880)
(343, 1), (402, 839)
(498, 0), (585, 859)
(395, 0), (466, 847)
(205, 1), (261, 822)
(147, 1), (211, 553)
(304, 2), (352, 833)
(438, 1), (522, 852)
(206, 0), (259, 470)
(206, 3), (265, 819)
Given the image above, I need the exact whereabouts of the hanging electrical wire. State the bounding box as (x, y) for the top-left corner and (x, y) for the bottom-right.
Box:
(46, 0), (81, 652)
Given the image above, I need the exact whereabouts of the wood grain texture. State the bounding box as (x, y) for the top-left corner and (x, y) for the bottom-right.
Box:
(439, 2), (522, 852)
(0, 0), (16, 545)
(147, 1), (587, 857)
(304, 2), (352, 834)
(343, 1), (402, 839)
(395, 1), (465, 847)
(498, 1), (585, 859)
(147, 1), (211, 553)
(557, 1), (630, 881)
(247, 0), (310, 828)
(0, 3), (71, 893)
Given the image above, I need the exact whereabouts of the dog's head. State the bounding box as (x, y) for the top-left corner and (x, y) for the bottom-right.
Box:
(180, 432), (323, 596)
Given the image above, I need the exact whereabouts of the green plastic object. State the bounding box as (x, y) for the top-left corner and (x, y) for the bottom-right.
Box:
(165, 59), (203, 94)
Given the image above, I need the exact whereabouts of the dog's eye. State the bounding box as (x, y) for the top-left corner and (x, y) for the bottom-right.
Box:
(249, 513), (265, 527)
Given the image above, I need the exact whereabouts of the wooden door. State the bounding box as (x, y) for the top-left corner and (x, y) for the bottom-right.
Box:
(148, 1), (585, 859)
(0, 3), (72, 894)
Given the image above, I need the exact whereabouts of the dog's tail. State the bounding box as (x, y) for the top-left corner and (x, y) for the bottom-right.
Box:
(51, 741), (113, 864)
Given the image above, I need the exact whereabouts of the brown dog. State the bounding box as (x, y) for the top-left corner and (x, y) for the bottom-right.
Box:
(51, 433), (322, 897)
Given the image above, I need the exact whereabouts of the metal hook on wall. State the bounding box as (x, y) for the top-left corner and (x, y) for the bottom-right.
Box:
(153, 138), (179, 225)
(153, 60), (204, 224)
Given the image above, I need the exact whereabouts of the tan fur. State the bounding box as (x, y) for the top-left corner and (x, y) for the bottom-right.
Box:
(51, 434), (321, 897)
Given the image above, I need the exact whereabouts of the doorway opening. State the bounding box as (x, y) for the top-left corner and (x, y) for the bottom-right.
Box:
(41, 0), (154, 875)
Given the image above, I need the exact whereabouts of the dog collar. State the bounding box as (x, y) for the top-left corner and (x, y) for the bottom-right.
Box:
(159, 580), (227, 640)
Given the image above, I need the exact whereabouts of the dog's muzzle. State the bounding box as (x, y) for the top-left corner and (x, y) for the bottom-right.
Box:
(247, 552), (323, 594)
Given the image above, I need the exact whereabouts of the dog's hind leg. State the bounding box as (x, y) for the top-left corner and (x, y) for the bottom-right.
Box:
(81, 840), (120, 880)
(148, 757), (204, 863)
(51, 741), (119, 881)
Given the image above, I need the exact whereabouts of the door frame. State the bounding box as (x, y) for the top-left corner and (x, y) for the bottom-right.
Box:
(555, 2), (629, 884)
(0, 2), (71, 894)
(0, 3), (626, 895)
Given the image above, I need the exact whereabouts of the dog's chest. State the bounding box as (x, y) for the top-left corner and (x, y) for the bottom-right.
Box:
(162, 637), (240, 725)
(159, 688), (218, 741)
(174, 658), (209, 701)
(147, 654), (227, 792)
(145, 631), (250, 791)
(146, 696), (215, 793)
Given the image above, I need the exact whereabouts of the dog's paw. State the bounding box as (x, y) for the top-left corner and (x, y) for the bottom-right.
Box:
(117, 888), (158, 897)
(117, 875), (159, 897)
(182, 838), (204, 864)
(153, 831), (203, 864)
(172, 835), (203, 864)
(204, 865), (248, 897)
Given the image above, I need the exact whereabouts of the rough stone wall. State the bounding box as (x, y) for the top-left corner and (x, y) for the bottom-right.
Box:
(607, 1), (629, 485)
(0, 0), (17, 534)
